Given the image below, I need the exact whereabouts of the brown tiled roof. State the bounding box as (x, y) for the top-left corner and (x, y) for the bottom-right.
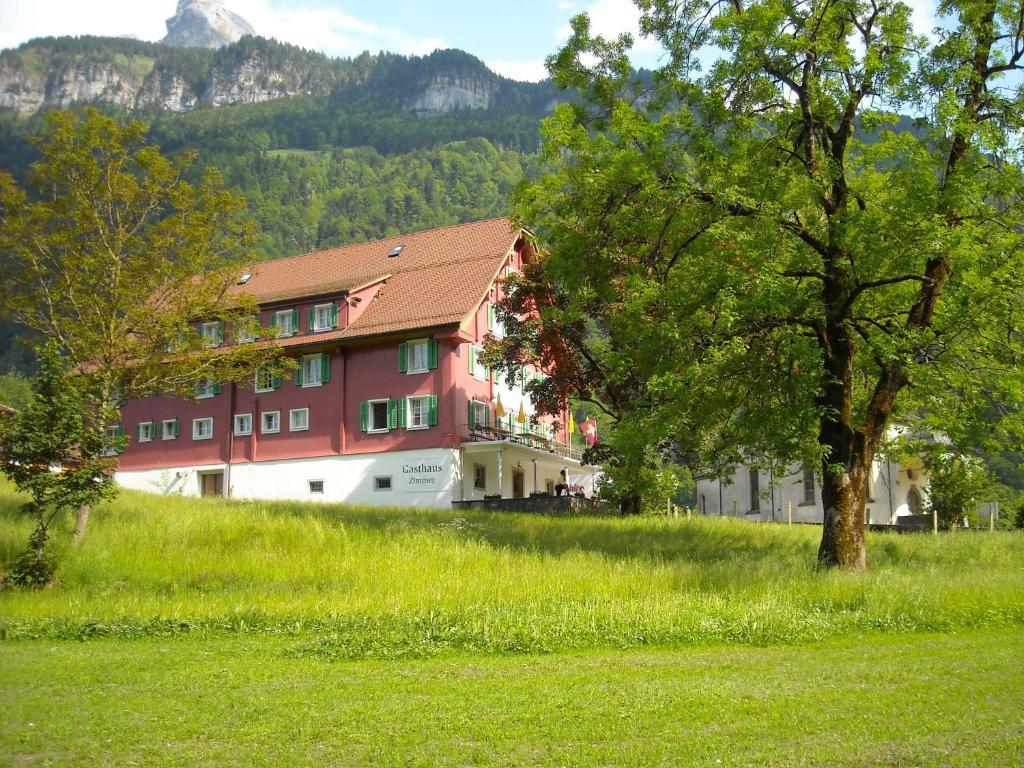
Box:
(236, 218), (520, 344)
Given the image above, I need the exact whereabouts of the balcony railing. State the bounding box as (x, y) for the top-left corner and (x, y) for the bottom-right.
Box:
(458, 422), (585, 461)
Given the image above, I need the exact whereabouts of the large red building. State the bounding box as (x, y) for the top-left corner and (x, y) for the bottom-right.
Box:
(115, 218), (597, 506)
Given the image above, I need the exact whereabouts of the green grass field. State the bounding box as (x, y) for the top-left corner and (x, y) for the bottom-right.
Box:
(1, 480), (1022, 765)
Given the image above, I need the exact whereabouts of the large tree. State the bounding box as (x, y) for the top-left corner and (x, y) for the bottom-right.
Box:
(0, 109), (282, 536)
(492, 0), (1024, 567)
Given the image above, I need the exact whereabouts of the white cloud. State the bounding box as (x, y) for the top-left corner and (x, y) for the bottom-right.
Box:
(905, 0), (940, 40)
(486, 57), (549, 82)
(0, 1), (167, 50)
(556, 0), (659, 52)
(231, 1), (447, 57)
(0, 0), (448, 59)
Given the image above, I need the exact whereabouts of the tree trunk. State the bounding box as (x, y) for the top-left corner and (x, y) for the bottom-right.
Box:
(817, 455), (868, 570)
(72, 503), (90, 541)
(619, 491), (642, 515)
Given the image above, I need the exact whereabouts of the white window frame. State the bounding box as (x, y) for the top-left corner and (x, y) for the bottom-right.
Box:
(274, 310), (297, 336)
(474, 463), (486, 490)
(471, 345), (488, 381)
(406, 339), (429, 374)
(469, 399), (489, 430)
(802, 464), (816, 505)
(235, 318), (258, 344)
(199, 321), (222, 347)
(192, 417), (214, 441)
(289, 407), (310, 432)
(233, 413), (252, 436)
(308, 479), (324, 494)
(138, 422), (154, 443)
(161, 419), (178, 440)
(407, 395), (430, 430)
(374, 476), (393, 492)
(103, 425), (122, 456)
(195, 379), (216, 399)
(313, 304), (335, 332)
(254, 369), (275, 393)
(261, 411), (281, 434)
(368, 398), (390, 433)
(300, 354), (323, 387)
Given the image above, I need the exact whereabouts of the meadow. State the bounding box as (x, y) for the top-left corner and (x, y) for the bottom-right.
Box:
(1, 479), (1022, 765)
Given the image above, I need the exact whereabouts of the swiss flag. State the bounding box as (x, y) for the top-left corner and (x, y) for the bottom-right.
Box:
(579, 418), (599, 447)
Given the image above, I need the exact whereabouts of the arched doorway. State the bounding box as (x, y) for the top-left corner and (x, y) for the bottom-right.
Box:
(907, 485), (922, 516)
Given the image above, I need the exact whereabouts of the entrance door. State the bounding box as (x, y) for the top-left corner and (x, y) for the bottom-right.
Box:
(512, 469), (525, 499)
(201, 472), (224, 497)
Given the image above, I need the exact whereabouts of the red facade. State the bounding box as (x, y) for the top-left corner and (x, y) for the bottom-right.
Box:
(116, 220), (563, 471)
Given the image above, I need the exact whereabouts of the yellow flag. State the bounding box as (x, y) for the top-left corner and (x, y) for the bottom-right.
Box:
(568, 410), (576, 433)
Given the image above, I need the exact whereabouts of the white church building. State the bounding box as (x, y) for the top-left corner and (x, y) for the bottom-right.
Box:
(695, 453), (929, 525)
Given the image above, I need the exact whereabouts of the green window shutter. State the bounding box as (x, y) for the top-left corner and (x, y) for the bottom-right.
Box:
(428, 395), (438, 426)
(487, 304), (494, 331)
(172, 419), (180, 438)
(398, 397), (407, 429)
(468, 399), (475, 428)
(215, 322), (224, 344)
(486, 406), (492, 427)
(291, 309), (300, 333)
(294, 360), (304, 386)
(330, 304), (339, 327)
(272, 373), (282, 389)
(360, 401), (369, 432)
(320, 353), (331, 383)
(398, 342), (408, 373)
(388, 399), (399, 429)
(308, 307), (315, 329)
(269, 313), (277, 329)
(468, 346), (476, 374)
(213, 382), (223, 395)
(136, 424), (143, 441)
(428, 339), (438, 369)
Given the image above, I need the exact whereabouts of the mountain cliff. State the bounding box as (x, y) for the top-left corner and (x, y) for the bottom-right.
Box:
(162, 0), (256, 49)
(0, 36), (554, 117)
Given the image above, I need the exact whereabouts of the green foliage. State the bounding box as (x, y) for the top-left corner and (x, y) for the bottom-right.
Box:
(499, 0), (1024, 567)
(0, 108), (281, 409)
(0, 369), (31, 411)
(925, 451), (995, 530)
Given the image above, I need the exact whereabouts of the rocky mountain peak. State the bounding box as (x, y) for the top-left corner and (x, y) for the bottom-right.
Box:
(162, 0), (255, 49)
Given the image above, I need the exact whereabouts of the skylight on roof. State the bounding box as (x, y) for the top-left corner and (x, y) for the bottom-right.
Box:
(237, 272), (252, 285)
(388, 244), (404, 258)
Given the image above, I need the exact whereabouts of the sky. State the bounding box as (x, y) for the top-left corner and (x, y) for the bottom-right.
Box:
(0, 0), (941, 83)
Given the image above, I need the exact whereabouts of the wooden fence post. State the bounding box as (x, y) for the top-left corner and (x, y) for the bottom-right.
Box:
(787, 501), (792, 525)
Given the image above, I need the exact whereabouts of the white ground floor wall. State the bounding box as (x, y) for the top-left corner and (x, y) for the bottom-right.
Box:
(117, 445), (600, 508)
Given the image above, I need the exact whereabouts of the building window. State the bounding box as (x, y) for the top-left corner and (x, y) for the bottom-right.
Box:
(297, 353), (328, 387)
(407, 339), (429, 373)
(103, 425), (125, 455)
(749, 468), (760, 513)
(308, 480), (324, 494)
(233, 413), (252, 436)
(468, 345), (488, 381)
(802, 464), (816, 505)
(474, 463), (486, 490)
(195, 379), (219, 399)
(192, 417), (214, 441)
(399, 339), (437, 373)
(261, 411), (280, 434)
(374, 476), (393, 492)
(468, 399), (490, 429)
(199, 321), (223, 347)
(312, 304), (337, 331)
(367, 399), (390, 433)
(255, 369), (278, 393)
(407, 396), (430, 430)
(289, 407), (309, 432)
(487, 304), (504, 338)
(137, 422), (154, 443)
(234, 316), (259, 343)
(161, 419), (179, 440)
(273, 309), (298, 336)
